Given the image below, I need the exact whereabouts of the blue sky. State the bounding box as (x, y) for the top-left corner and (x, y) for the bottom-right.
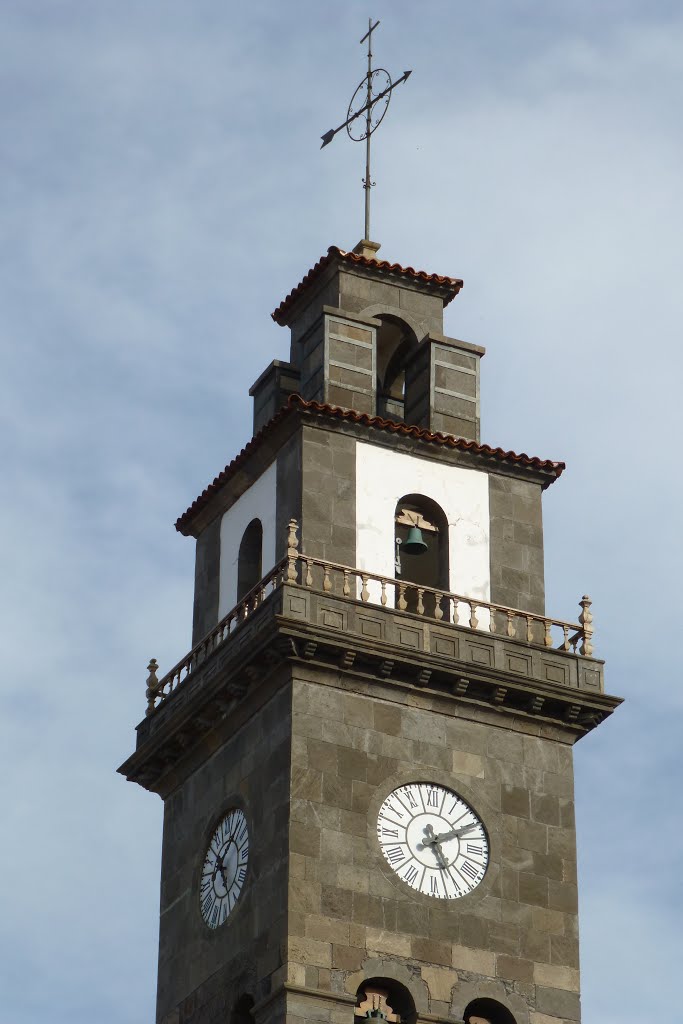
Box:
(1, 3), (681, 1022)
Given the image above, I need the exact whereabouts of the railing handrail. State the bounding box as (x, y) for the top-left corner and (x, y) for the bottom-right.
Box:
(291, 550), (584, 634)
(145, 557), (287, 715)
(143, 518), (593, 715)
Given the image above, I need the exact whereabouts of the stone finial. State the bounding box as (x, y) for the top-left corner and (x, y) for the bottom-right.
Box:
(352, 239), (382, 260)
(286, 518), (299, 582)
(145, 658), (160, 716)
(579, 594), (594, 657)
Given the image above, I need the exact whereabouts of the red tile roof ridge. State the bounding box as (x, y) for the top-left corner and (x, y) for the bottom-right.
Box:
(271, 245), (464, 326)
(175, 394), (564, 535)
(288, 394), (565, 477)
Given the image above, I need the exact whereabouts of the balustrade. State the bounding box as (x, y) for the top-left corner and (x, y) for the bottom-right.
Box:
(145, 518), (594, 715)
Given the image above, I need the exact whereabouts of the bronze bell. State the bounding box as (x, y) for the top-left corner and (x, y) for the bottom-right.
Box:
(365, 1010), (387, 1020)
(402, 525), (428, 555)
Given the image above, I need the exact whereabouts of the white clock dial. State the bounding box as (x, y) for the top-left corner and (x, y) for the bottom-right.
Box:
(377, 782), (488, 899)
(199, 808), (249, 929)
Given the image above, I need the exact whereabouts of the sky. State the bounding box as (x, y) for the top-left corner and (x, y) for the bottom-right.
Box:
(1, 2), (681, 1022)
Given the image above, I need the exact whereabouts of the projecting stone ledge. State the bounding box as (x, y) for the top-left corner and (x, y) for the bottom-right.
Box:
(118, 584), (621, 796)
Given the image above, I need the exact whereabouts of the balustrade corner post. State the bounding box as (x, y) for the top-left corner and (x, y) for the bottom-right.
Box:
(145, 658), (159, 716)
(286, 518), (299, 583)
(579, 594), (594, 657)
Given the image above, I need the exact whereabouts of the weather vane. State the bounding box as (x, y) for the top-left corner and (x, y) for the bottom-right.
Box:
(320, 19), (412, 243)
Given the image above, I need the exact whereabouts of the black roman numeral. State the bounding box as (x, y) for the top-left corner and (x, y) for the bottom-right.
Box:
(430, 876), (440, 896)
(426, 788), (439, 807)
(466, 843), (483, 856)
(404, 864), (419, 884)
(386, 845), (405, 865)
(381, 827), (399, 839)
(460, 860), (478, 880)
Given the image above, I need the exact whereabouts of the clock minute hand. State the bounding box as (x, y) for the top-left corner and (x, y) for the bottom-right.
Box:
(435, 822), (480, 843)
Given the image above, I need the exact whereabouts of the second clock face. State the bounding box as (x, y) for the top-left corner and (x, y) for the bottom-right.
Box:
(377, 782), (488, 899)
(199, 808), (249, 929)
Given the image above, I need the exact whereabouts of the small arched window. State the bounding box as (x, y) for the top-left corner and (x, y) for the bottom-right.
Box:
(376, 316), (418, 421)
(237, 519), (263, 602)
(355, 978), (416, 1024)
(463, 998), (517, 1024)
(231, 994), (254, 1024)
(394, 494), (449, 620)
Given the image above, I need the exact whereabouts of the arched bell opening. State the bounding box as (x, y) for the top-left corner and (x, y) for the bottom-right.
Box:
(376, 316), (418, 422)
(355, 978), (416, 1024)
(237, 518), (263, 602)
(231, 993), (255, 1024)
(463, 997), (517, 1024)
(394, 494), (449, 621)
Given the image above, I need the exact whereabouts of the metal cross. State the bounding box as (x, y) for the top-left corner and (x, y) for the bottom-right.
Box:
(321, 19), (412, 242)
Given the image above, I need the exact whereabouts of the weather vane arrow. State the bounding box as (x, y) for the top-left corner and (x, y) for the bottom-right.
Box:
(320, 19), (413, 243)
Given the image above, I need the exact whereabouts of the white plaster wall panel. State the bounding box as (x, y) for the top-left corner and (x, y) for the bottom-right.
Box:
(355, 441), (490, 620)
(218, 461), (277, 618)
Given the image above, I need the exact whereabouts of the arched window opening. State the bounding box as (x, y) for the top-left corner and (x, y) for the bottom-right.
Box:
(231, 994), (254, 1024)
(237, 519), (263, 602)
(463, 998), (517, 1024)
(355, 979), (416, 1024)
(376, 316), (418, 421)
(394, 495), (449, 620)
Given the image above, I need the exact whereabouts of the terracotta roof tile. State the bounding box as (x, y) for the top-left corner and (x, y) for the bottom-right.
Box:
(271, 246), (464, 326)
(175, 395), (564, 536)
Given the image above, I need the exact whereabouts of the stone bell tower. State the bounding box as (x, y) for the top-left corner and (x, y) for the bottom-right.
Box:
(119, 241), (621, 1024)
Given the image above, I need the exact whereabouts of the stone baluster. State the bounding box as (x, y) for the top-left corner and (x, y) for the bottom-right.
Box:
(434, 593), (443, 621)
(286, 518), (299, 583)
(544, 619), (553, 647)
(145, 658), (159, 716)
(416, 588), (425, 616)
(380, 580), (388, 606)
(562, 625), (570, 651)
(506, 610), (515, 638)
(304, 558), (313, 588)
(323, 563), (332, 592)
(526, 615), (534, 643)
(397, 583), (407, 611)
(469, 601), (479, 630)
(579, 595), (593, 656)
(452, 598), (460, 625)
(361, 575), (370, 602)
(343, 570), (350, 597)
(489, 606), (496, 634)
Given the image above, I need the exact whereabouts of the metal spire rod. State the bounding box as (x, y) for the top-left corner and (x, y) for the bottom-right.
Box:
(320, 19), (412, 243)
(362, 18), (377, 241)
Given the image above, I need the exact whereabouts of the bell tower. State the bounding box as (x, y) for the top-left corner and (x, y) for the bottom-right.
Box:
(119, 241), (621, 1024)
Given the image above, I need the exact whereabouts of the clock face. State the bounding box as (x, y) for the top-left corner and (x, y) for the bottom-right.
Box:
(199, 808), (249, 929)
(377, 782), (488, 899)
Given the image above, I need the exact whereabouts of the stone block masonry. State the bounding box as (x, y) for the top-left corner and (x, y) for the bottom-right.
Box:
(287, 669), (581, 1023)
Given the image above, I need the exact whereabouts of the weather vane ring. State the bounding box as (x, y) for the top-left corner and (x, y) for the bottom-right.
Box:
(346, 69), (392, 142)
(319, 18), (412, 241)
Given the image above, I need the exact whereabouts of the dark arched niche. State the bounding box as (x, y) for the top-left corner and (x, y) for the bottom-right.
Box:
(394, 494), (449, 620)
(237, 519), (263, 602)
(355, 978), (417, 1024)
(376, 316), (418, 421)
(463, 997), (517, 1024)
(231, 993), (254, 1024)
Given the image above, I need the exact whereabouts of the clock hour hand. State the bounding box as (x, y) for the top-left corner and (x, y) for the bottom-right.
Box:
(422, 823), (448, 869)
